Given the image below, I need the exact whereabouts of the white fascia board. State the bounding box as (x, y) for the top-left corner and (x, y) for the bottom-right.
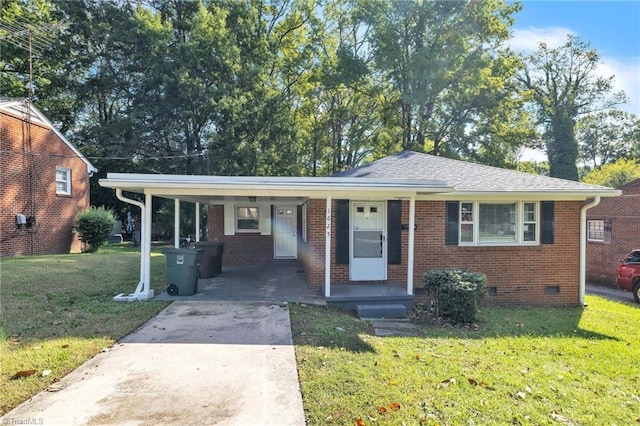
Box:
(100, 174), (453, 196)
(422, 189), (622, 201)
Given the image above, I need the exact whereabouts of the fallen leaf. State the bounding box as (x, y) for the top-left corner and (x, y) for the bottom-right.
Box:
(354, 418), (366, 426)
(388, 380), (399, 386)
(480, 381), (495, 391)
(550, 411), (575, 424)
(388, 403), (401, 411)
(61, 344), (70, 349)
(414, 354), (421, 360)
(377, 406), (388, 414)
(440, 378), (456, 388)
(468, 378), (478, 386)
(46, 383), (64, 392)
(11, 370), (37, 380)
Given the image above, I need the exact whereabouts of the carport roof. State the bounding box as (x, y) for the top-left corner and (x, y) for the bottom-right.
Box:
(99, 173), (454, 204)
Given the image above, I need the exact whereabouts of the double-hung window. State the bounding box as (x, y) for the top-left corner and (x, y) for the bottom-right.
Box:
(459, 201), (539, 245)
(236, 207), (260, 232)
(587, 220), (606, 242)
(55, 167), (71, 195)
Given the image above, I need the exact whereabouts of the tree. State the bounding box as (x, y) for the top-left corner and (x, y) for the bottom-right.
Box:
(577, 110), (640, 169)
(364, 0), (523, 159)
(582, 158), (640, 188)
(518, 35), (627, 181)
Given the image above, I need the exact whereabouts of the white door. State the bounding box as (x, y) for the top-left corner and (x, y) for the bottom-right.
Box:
(274, 206), (297, 258)
(350, 201), (386, 280)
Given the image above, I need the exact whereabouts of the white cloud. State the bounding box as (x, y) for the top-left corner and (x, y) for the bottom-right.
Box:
(509, 27), (574, 52)
(510, 27), (640, 116)
(597, 57), (640, 116)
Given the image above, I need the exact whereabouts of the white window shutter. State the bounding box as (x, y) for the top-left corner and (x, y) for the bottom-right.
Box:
(224, 204), (235, 235)
(260, 205), (271, 235)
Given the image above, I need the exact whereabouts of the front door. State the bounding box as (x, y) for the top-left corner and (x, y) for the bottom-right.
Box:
(274, 205), (297, 258)
(350, 201), (386, 280)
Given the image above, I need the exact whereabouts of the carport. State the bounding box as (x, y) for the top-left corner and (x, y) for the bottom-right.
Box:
(99, 173), (451, 302)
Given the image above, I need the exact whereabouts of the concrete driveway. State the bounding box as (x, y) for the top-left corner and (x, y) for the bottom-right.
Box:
(1, 302), (306, 426)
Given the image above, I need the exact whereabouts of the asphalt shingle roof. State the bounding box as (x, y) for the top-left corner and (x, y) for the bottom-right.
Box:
(334, 150), (615, 193)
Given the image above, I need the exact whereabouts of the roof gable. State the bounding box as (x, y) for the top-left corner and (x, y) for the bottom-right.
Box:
(334, 151), (616, 195)
(0, 98), (97, 174)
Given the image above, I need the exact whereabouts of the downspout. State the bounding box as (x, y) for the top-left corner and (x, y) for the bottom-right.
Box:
(113, 189), (153, 301)
(580, 196), (600, 306)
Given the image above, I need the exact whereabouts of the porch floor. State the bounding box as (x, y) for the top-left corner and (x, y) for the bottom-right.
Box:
(154, 260), (325, 305)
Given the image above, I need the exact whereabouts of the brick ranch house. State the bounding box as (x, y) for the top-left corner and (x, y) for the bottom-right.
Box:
(1, 99), (97, 257)
(99, 151), (619, 307)
(586, 178), (640, 286)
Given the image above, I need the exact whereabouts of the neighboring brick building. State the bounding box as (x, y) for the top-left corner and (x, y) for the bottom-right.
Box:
(1, 99), (97, 257)
(101, 151), (619, 306)
(586, 179), (640, 286)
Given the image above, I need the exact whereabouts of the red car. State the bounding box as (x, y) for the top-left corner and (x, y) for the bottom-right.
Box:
(617, 249), (640, 303)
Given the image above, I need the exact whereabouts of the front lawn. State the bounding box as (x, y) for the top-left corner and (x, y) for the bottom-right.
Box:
(0, 245), (170, 415)
(290, 298), (639, 425)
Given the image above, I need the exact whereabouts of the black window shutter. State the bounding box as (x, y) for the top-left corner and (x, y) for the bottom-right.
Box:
(541, 201), (554, 244)
(604, 219), (612, 244)
(387, 200), (402, 264)
(445, 201), (459, 246)
(335, 200), (350, 264)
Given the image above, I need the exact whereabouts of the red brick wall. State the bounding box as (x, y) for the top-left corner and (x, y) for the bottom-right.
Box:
(205, 205), (274, 266)
(302, 199), (583, 306)
(586, 185), (640, 286)
(1, 110), (90, 256)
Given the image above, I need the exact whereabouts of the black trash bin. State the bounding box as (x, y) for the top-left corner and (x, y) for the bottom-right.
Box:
(212, 242), (224, 275)
(193, 241), (219, 278)
(193, 241), (224, 277)
(162, 248), (203, 296)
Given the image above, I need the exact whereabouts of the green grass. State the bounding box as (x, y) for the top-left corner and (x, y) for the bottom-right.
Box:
(0, 244), (170, 414)
(290, 298), (640, 425)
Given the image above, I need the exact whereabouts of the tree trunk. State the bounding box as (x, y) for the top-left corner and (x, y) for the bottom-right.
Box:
(547, 115), (579, 181)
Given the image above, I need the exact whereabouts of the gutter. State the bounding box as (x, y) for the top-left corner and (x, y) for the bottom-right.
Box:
(112, 189), (154, 301)
(579, 196), (601, 306)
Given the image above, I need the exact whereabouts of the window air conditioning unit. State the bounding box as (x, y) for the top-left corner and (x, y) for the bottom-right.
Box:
(16, 214), (27, 225)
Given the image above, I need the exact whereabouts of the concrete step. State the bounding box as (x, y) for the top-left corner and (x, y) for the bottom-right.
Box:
(356, 303), (408, 319)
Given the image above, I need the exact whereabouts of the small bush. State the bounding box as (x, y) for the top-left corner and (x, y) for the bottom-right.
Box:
(423, 268), (487, 323)
(76, 206), (115, 253)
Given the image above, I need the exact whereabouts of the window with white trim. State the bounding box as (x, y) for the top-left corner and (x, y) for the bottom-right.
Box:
(587, 220), (604, 242)
(460, 201), (539, 245)
(55, 167), (71, 195)
(236, 207), (260, 232)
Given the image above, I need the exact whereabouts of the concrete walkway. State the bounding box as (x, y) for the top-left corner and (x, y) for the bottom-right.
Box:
(1, 302), (306, 426)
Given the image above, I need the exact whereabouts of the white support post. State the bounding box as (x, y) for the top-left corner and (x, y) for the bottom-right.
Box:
(325, 197), (332, 297)
(174, 198), (180, 248)
(195, 202), (201, 242)
(407, 196), (416, 295)
(143, 193), (153, 297)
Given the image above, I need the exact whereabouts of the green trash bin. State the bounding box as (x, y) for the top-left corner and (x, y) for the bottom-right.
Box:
(163, 248), (203, 296)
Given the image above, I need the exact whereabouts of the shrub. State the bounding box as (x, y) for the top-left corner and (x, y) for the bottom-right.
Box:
(76, 207), (116, 253)
(423, 268), (487, 323)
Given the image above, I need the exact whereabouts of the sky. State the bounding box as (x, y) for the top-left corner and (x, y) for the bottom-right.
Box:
(509, 0), (640, 161)
(510, 0), (640, 115)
